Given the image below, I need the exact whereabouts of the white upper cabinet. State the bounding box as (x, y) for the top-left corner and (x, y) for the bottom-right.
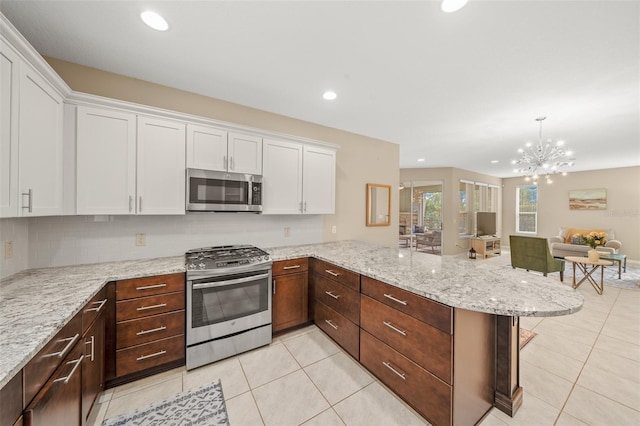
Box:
(262, 139), (335, 215)
(228, 132), (262, 175)
(0, 39), (19, 217)
(262, 139), (303, 214)
(302, 145), (336, 214)
(186, 124), (227, 171)
(17, 62), (64, 217)
(76, 106), (136, 215)
(137, 116), (186, 215)
(186, 124), (262, 175)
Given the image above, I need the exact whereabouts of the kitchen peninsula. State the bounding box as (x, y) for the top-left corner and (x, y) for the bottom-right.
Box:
(0, 240), (583, 425)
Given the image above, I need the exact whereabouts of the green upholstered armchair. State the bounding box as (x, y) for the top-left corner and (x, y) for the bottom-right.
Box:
(509, 235), (565, 282)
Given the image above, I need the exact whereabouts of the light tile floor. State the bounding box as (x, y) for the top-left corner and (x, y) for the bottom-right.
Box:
(89, 254), (640, 426)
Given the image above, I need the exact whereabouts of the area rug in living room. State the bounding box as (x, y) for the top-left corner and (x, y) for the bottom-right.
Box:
(103, 380), (229, 426)
(506, 263), (640, 290)
(519, 328), (537, 349)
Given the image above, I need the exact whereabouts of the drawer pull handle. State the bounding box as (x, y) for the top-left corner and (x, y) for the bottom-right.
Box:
(325, 319), (339, 330)
(137, 325), (167, 336)
(383, 321), (407, 336)
(137, 303), (167, 311)
(85, 298), (107, 313)
(137, 350), (167, 361)
(85, 335), (95, 362)
(283, 265), (301, 270)
(383, 293), (408, 306)
(44, 334), (80, 359)
(54, 355), (84, 384)
(325, 269), (340, 277)
(325, 291), (340, 300)
(136, 283), (167, 291)
(383, 361), (406, 380)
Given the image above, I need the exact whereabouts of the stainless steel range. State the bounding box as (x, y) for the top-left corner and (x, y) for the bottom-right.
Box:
(185, 245), (272, 370)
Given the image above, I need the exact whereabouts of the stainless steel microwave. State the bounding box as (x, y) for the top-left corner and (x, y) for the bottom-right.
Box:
(186, 168), (262, 212)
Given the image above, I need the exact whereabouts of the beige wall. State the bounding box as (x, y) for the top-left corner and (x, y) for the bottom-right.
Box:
(400, 167), (502, 255)
(46, 58), (399, 247)
(503, 166), (640, 261)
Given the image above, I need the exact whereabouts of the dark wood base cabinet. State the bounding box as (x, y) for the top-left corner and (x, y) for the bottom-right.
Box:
(272, 259), (309, 333)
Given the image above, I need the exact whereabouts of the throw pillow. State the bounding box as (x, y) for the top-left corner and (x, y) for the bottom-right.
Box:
(570, 235), (584, 245)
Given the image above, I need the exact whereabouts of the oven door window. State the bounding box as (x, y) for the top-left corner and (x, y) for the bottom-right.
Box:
(191, 272), (269, 328)
(189, 177), (249, 205)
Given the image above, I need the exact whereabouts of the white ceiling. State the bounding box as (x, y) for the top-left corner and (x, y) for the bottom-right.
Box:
(1, 0), (638, 178)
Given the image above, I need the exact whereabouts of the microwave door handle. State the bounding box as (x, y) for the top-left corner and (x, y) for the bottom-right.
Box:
(192, 273), (270, 289)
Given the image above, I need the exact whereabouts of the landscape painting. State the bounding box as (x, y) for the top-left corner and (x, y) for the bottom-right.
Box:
(568, 188), (607, 210)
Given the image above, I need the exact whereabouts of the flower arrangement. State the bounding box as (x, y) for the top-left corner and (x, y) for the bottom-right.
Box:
(575, 231), (607, 249)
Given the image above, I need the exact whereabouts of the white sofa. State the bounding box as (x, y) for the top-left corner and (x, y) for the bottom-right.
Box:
(549, 227), (622, 258)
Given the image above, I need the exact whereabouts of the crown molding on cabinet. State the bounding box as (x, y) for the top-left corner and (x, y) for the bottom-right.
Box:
(0, 12), (71, 98)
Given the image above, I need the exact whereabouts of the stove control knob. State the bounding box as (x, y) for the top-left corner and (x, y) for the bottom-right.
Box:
(198, 262), (206, 269)
(188, 263), (196, 269)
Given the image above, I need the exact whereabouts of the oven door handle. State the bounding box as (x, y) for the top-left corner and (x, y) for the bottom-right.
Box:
(192, 273), (270, 289)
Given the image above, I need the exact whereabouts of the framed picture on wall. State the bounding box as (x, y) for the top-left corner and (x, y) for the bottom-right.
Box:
(568, 188), (607, 210)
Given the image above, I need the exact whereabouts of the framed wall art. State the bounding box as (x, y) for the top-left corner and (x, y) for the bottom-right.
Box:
(568, 188), (607, 210)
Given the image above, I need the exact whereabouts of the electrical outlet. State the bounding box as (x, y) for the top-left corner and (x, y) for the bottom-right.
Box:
(284, 227), (290, 238)
(331, 225), (337, 234)
(4, 241), (13, 259)
(135, 233), (146, 246)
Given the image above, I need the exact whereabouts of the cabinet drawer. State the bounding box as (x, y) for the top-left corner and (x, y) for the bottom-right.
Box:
(82, 286), (107, 334)
(273, 258), (309, 276)
(24, 312), (82, 407)
(314, 274), (360, 325)
(360, 330), (451, 426)
(116, 310), (185, 349)
(116, 273), (184, 301)
(311, 259), (360, 292)
(0, 371), (22, 426)
(116, 334), (184, 378)
(116, 292), (185, 322)
(314, 301), (359, 359)
(361, 295), (452, 384)
(361, 276), (452, 334)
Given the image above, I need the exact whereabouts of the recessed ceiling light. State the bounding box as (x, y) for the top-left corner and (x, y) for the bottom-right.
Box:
(322, 91), (337, 101)
(441, 0), (469, 13)
(141, 11), (169, 31)
(491, 160), (499, 164)
(417, 158), (425, 162)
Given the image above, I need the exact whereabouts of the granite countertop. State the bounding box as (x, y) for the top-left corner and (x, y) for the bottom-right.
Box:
(0, 240), (583, 389)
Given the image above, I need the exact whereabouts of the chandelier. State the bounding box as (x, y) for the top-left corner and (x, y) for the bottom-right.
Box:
(512, 117), (575, 184)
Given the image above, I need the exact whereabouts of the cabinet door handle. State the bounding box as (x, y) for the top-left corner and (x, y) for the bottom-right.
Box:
(137, 350), (167, 361)
(383, 361), (406, 380)
(54, 355), (84, 384)
(325, 319), (338, 330)
(136, 303), (167, 311)
(223, 155), (227, 170)
(273, 279), (276, 294)
(44, 334), (80, 358)
(325, 270), (340, 277)
(135, 283), (167, 291)
(129, 195), (133, 212)
(325, 291), (340, 300)
(85, 298), (107, 313)
(383, 321), (407, 336)
(303, 201), (307, 212)
(282, 265), (301, 270)
(21, 189), (33, 213)
(139, 196), (142, 212)
(383, 293), (407, 306)
(85, 335), (95, 362)
(137, 325), (167, 336)
(230, 156), (234, 170)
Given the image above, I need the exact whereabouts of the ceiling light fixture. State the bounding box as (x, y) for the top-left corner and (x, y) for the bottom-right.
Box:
(141, 11), (169, 31)
(511, 117), (575, 184)
(441, 0), (469, 13)
(322, 91), (337, 100)
(417, 158), (425, 162)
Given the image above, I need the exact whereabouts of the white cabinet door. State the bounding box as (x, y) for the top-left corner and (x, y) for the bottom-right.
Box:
(262, 139), (303, 214)
(18, 63), (64, 216)
(302, 145), (336, 214)
(137, 116), (186, 214)
(0, 40), (20, 217)
(76, 106), (136, 215)
(228, 132), (262, 175)
(186, 124), (227, 171)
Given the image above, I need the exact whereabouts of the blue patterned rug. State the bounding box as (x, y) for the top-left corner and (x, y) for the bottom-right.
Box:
(506, 263), (640, 290)
(103, 381), (229, 426)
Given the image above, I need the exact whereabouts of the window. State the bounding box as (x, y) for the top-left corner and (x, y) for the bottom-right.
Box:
(516, 185), (538, 234)
(459, 181), (473, 235)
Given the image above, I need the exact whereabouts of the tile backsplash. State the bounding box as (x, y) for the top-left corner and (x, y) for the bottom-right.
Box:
(1, 214), (323, 278)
